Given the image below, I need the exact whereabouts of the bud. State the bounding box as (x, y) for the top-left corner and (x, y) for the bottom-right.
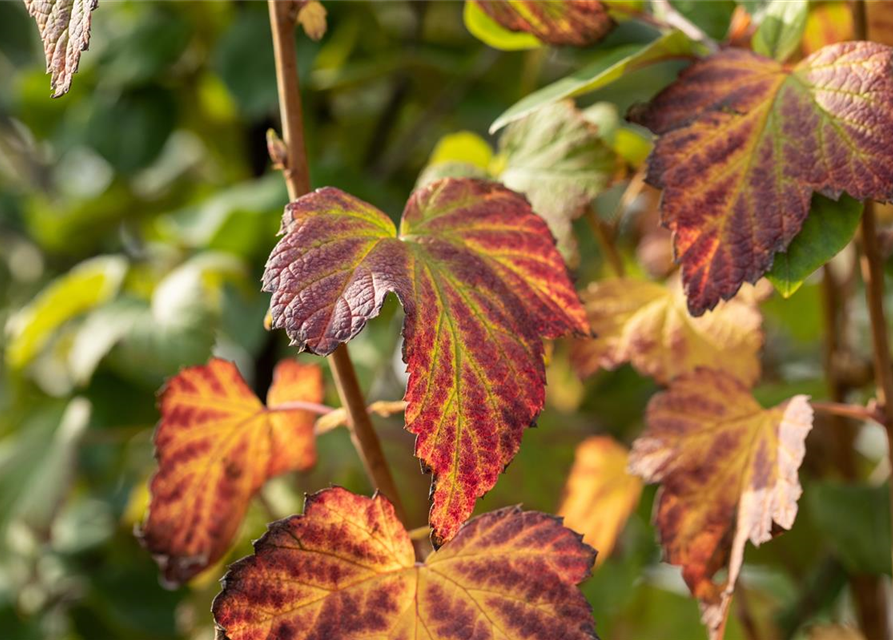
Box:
(298, 1), (327, 41)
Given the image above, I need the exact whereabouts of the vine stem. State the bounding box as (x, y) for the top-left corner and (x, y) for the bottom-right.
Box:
(267, 0), (409, 527)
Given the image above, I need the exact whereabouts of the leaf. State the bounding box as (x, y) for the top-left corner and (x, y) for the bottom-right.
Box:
(490, 31), (696, 133)
(470, 0), (614, 47)
(212, 487), (597, 640)
(263, 178), (589, 545)
(633, 42), (893, 315)
(868, 0), (893, 46)
(766, 194), (862, 298)
(558, 436), (643, 563)
(628, 370), (813, 639)
(297, 1), (327, 42)
(5, 255), (127, 369)
(24, 0), (98, 97)
(139, 358), (322, 586)
(807, 481), (891, 576)
(463, 0), (543, 51)
(498, 101), (619, 268)
(752, 0), (808, 62)
(573, 277), (763, 386)
(801, 2), (853, 56)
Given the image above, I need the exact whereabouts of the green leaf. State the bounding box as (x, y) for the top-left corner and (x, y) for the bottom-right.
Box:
(490, 30), (695, 133)
(462, 1), (542, 51)
(427, 131), (493, 170)
(5, 255), (127, 369)
(752, 0), (809, 62)
(808, 481), (892, 576)
(766, 195), (862, 298)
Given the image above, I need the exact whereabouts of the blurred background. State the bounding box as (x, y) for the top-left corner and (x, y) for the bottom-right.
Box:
(0, 1), (889, 639)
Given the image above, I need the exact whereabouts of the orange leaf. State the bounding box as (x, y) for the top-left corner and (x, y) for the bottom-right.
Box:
(471, 0), (613, 47)
(213, 487), (597, 640)
(801, 2), (853, 55)
(559, 436), (642, 563)
(573, 277), (763, 386)
(24, 0), (98, 97)
(139, 358), (322, 586)
(628, 370), (813, 639)
(634, 42), (893, 314)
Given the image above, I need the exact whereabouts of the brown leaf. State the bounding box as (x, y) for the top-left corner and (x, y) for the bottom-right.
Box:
(628, 369), (813, 639)
(24, 0), (98, 97)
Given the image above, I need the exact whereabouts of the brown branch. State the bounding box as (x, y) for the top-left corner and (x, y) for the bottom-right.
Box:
(811, 401), (884, 427)
(267, 0), (409, 527)
(268, 400), (334, 415)
(586, 206), (625, 277)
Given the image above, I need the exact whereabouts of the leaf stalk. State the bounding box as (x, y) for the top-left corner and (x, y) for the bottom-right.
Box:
(266, 0), (409, 527)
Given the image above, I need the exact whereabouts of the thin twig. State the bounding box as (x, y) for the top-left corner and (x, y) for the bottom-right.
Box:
(267, 0), (409, 528)
(810, 401), (884, 427)
(268, 400), (335, 415)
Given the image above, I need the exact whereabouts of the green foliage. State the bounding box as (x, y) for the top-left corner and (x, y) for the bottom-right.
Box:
(752, 0), (809, 61)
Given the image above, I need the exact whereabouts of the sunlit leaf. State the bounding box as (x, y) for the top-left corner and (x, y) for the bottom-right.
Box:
(801, 2), (853, 55)
(463, 1), (542, 51)
(573, 277), (763, 386)
(559, 436), (642, 563)
(752, 0), (808, 62)
(490, 31), (696, 133)
(633, 42), (893, 315)
(139, 358), (322, 586)
(263, 178), (589, 545)
(24, 0), (98, 96)
(628, 369), (813, 639)
(470, 0), (613, 47)
(5, 255), (127, 369)
(766, 194), (862, 298)
(498, 101), (618, 267)
(212, 487), (597, 640)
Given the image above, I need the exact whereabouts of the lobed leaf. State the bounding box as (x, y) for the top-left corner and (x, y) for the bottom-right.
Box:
(470, 0), (613, 47)
(24, 0), (98, 97)
(212, 487), (597, 640)
(558, 435), (642, 563)
(498, 101), (619, 267)
(573, 277), (763, 386)
(633, 42), (893, 315)
(263, 178), (589, 545)
(139, 358), (322, 586)
(628, 369), (813, 639)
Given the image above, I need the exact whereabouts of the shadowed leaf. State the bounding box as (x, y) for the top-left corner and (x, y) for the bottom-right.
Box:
(752, 0), (808, 62)
(262, 178), (589, 545)
(633, 42), (893, 315)
(573, 277), (763, 386)
(559, 436), (642, 563)
(470, 0), (613, 47)
(628, 369), (813, 639)
(212, 487), (597, 640)
(498, 101), (619, 267)
(24, 0), (98, 97)
(766, 194), (862, 298)
(139, 358), (322, 586)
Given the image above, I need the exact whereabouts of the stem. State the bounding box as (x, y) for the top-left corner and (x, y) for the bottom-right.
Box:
(811, 401), (884, 427)
(267, 0), (409, 527)
(268, 400), (334, 415)
(858, 202), (893, 607)
(586, 207), (626, 277)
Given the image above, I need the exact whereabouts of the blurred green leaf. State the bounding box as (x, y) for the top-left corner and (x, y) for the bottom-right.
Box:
(766, 195), (862, 298)
(5, 255), (127, 369)
(752, 0), (809, 62)
(490, 30), (695, 133)
(462, 1), (543, 51)
(808, 482), (892, 576)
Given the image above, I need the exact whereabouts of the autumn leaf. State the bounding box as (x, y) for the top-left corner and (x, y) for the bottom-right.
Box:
(633, 42), (893, 315)
(497, 101), (619, 268)
(801, 2), (853, 55)
(24, 0), (98, 97)
(138, 358), (322, 586)
(559, 436), (642, 563)
(212, 487), (597, 640)
(573, 277), (763, 386)
(471, 0), (613, 47)
(263, 178), (589, 545)
(628, 369), (813, 639)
